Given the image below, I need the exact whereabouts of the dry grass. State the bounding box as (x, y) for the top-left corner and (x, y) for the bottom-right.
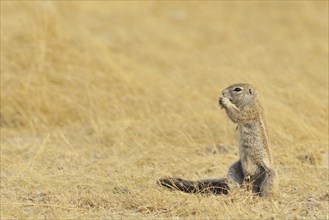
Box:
(1, 2), (328, 219)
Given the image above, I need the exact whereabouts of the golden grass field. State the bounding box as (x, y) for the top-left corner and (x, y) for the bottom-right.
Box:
(1, 1), (328, 219)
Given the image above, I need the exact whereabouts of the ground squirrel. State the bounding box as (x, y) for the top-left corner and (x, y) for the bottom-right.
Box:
(158, 83), (278, 197)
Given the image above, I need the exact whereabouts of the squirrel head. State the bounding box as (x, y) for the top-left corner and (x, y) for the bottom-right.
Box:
(222, 83), (258, 108)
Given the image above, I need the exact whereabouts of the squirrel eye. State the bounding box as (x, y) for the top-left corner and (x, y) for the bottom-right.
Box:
(233, 87), (242, 92)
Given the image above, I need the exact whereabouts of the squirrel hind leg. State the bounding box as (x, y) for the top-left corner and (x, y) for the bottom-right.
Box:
(258, 169), (278, 197)
(227, 160), (244, 189)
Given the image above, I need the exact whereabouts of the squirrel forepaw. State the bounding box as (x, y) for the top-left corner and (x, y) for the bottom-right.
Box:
(219, 97), (230, 108)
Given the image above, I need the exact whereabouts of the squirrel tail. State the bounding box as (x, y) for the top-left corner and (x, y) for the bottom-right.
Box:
(158, 177), (229, 195)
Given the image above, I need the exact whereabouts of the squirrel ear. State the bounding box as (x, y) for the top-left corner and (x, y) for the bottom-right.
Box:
(249, 89), (252, 94)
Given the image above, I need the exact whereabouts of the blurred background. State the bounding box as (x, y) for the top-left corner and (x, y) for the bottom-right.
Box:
(1, 2), (328, 219)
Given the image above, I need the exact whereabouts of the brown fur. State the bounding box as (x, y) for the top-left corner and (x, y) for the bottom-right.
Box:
(159, 83), (278, 197)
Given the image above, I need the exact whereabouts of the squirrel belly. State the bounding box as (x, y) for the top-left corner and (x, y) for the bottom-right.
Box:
(158, 83), (278, 197)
